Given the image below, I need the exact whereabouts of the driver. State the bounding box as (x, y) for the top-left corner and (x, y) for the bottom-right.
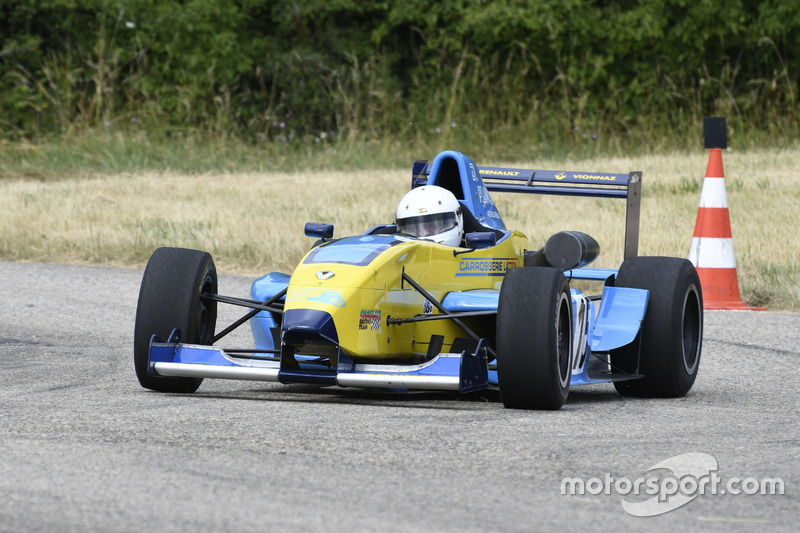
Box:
(395, 185), (464, 246)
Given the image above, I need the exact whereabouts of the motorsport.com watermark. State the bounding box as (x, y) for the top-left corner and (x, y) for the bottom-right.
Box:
(561, 452), (785, 517)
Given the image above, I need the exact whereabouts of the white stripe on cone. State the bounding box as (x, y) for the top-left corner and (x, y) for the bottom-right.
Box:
(689, 237), (737, 269)
(698, 178), (729, 208)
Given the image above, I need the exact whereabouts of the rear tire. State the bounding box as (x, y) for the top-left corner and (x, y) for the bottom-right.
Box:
(496, 267), (572, 410)
(133, 247), (217, 393)
(612, 257), (703, 397)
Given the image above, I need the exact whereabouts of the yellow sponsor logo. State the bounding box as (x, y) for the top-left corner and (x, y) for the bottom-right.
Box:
(572, 173), (617, 181)
(556, 172), (617, 182)
(482, 169), (520, 176)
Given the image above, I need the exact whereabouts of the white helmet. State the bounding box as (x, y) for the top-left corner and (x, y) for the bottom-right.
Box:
(396, 185), (463, 246)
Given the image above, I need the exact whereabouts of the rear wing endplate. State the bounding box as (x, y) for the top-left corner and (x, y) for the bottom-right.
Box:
(412, 161), (642, 258)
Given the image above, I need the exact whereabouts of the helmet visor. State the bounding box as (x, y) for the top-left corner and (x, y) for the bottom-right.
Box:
(397, 212), (458, 238)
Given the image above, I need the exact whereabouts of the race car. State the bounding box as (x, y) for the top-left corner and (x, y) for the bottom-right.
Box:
(133, 150), (703, 410)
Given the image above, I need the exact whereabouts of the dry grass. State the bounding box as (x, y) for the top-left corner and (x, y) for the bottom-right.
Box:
(0, 170), (410, 273)
(1, 148), (798, 310)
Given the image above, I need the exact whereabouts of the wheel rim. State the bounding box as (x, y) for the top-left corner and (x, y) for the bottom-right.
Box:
(197, 274), (216, 344)
(681, 285), (702, 374)
(556, 292), (571, 387)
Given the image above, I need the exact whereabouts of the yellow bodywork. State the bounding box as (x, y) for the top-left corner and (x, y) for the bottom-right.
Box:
(283, 233), (529, 361)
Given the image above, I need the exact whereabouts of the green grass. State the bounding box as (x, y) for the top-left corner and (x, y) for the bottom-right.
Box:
(5, 114), (790, 180)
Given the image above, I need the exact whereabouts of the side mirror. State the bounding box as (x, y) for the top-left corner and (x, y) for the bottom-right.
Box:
(465, 231), (497, 249)
(304, 222), (334, 240)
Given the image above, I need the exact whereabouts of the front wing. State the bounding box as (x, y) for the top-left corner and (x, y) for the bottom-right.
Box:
(149, 329), (491, 393)
(147, 279), (648, 392)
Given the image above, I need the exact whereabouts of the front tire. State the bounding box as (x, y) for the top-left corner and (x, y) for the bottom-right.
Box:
(496, 267), (572, 410)
(133, 247), (218, 393)
(612, 257), (703, 397)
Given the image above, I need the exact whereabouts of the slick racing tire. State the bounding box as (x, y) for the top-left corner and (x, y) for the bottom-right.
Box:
(496, 267), (572, 410)
(133, 247), (218, 393)
(612, 257), (703, 398)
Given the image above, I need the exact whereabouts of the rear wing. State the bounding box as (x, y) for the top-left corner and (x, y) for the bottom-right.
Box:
(412, 160), (642, 259)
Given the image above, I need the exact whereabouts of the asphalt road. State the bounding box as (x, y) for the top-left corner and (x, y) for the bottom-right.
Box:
(1, 261), (797, 532)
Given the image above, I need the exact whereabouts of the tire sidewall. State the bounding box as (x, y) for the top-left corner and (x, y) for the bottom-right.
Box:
(496, 267), (572, 410)
(614, 257), (703, 397)
(133, 247), (217, 393)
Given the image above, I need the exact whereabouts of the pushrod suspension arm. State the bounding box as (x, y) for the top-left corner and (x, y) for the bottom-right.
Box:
(396, 270), (496, 359)
(203, 288), (287, 344)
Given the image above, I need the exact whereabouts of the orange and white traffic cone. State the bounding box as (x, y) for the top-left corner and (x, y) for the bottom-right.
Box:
(688, 148), (764, 310)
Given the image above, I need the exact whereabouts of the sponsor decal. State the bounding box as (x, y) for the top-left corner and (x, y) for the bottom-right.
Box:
(556, 171), (618, 182)
(423, 299), (434, 314)
(457, 257), (517, 276)
(286, 288), (346, 308)
(359, 309), (381, 331)
(571, 173), (618, 182)
(482, 169), (520, 176)
(572, 294), (590, 371)
(480, 186), (490, 205)
(469, 162), (479, 182)
(316, 270), (335, 280)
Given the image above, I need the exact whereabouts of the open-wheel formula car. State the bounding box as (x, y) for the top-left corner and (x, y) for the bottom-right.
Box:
(134, 150), (703, 410)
